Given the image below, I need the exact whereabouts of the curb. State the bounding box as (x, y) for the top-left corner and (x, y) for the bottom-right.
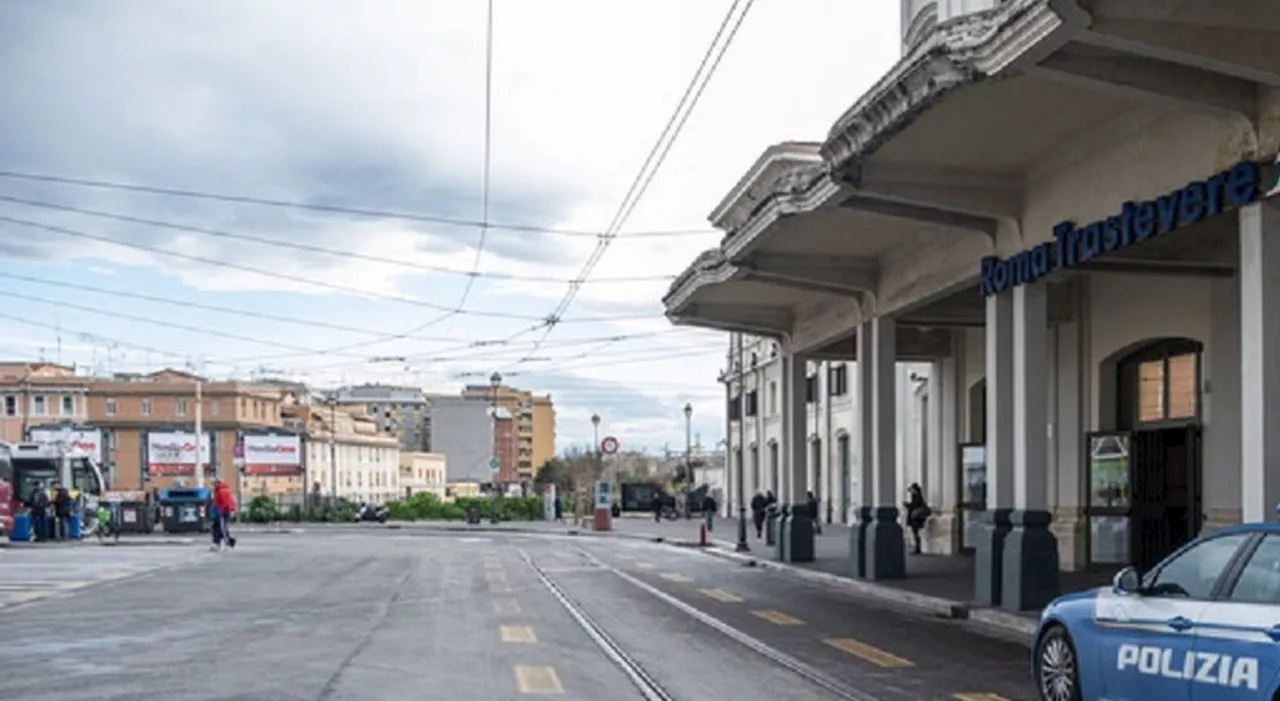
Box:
(621, 532), (1039, 644)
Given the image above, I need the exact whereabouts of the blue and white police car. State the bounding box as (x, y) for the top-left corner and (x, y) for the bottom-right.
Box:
(1033, 520), (1280, 700)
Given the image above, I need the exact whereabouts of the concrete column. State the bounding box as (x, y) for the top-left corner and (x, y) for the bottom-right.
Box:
(1203, 275), (1242, 531)
(1002, 281), (1059, 611)
(1240, 200), (1280, 523)
(930, 346), (961, 555)
(926, 363), (943, 509)
(776, 349), (815, 562)
(975, 290), (1014, 606)
(850, 321), (876, 576)
(865, 316), (906, 579)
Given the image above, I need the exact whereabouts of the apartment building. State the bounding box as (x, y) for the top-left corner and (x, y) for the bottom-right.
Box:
(0, 362), (89, 443)
(290, 401), (400, 505)
(85, 369), (286, 498)
(398, 452), (446, 499)
(459, 384), (556, 481)
(331, 384), (430, 451)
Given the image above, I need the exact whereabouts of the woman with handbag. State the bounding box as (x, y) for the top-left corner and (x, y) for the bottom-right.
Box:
(903, 483), (931, 555)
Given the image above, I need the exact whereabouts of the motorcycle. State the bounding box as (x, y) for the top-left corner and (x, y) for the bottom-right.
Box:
(354, 504), (389, 524)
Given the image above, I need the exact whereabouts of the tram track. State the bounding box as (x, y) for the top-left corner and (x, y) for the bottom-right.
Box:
(519, 546), (881, 701)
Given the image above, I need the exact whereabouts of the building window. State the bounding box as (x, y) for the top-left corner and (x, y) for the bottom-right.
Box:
(805, 375), (817, 404)
(141, 397), (152, 416)
(211, 399), (220, 417)
(1119, 339), (1202, 428)
(829, 365), (849, 396)
(744, 390), (758, 417)
(175, 398), (188, 417)
(105, 397), (116, 416)
(728, 394), (742, 421)
(768, 382), (778, 415)
(60, 395), (74, 416)
(4, 396), (15, 417)
(32, 395), (45, 416)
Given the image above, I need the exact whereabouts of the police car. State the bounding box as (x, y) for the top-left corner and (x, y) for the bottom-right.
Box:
(1033, 520), (1280, 700)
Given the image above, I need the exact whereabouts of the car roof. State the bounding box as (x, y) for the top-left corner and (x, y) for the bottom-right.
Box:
(1213, 521), (1280, 537)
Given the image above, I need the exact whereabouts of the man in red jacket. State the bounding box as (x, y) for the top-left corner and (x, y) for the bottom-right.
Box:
(210, 478), (237, 551)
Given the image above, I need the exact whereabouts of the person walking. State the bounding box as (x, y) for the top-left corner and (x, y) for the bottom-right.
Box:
(903, 482), (930, 555)
(750, 491), (766, 538)
(51, 481), (72, 541)
(25, 480), (49, 542)
(806, 490), (823, 535)
(210, 478), (237, 551)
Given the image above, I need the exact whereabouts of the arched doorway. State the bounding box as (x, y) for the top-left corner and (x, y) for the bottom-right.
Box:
(749, 443), (760, 494)
(1088, 338), (1203, 571)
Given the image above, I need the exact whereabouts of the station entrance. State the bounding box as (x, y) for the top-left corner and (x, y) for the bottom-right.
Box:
(1087, 338), (1203, 572)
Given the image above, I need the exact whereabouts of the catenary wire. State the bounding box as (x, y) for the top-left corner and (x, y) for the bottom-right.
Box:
(0, 170), (718, 239)
(0, 194), (677, 284)
(521, 0), (754, 361)
(456, 0), (496, 311)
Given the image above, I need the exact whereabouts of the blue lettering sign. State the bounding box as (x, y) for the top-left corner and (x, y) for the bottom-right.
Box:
(979, 160), (1263, 297)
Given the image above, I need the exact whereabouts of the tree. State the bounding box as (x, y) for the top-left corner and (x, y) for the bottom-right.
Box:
(534, 458), (574, 494)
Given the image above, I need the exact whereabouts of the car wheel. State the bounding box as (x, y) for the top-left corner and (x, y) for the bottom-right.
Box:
(1035, 625), (1081, 701)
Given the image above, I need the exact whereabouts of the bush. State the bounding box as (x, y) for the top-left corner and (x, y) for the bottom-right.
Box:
(245, 495), (279, 523)
(381, 493), (545, 522)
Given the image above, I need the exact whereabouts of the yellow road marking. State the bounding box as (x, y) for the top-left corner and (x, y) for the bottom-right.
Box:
(493, 598), (522, 615)
(61, 581), (92, 590)
(752, 610), (804, 626)
(700, 588), (743, 603)
(11, 591), (52, 603)
(102, 572), (129, 581)
(659, 573), (692, 582)
(514, 665), (563, 694)
(824, 638), (915, 668)
(635, 562), (655, 569)
(500, 625), (538, 643)
(953, 694), (1010, 701)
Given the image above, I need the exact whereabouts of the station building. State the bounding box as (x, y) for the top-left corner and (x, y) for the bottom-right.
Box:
(666, 0), (1280, 611)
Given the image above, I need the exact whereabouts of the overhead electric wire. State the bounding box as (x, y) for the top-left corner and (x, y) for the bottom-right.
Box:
(456, 0), (496, 311)
(0, 310), (188, 361)
(0, 194), (675, 284)
(0, 171), (719, 239)
(520, 0), (754, 362)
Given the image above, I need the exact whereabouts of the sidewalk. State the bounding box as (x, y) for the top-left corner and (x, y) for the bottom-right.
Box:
(606, 515), (1049, 641)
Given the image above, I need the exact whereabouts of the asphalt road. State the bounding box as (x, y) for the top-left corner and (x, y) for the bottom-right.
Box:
(0, 529), (1035, 700)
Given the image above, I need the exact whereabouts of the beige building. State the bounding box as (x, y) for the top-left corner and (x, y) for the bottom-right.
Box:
(289, 402), (400, 505)
(86, 369), (285, 498)
(398, 451), (446, 498)
(0, 363), (90, 443)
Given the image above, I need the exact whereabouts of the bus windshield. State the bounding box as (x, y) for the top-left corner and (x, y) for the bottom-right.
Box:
(11, 457), (102, 503)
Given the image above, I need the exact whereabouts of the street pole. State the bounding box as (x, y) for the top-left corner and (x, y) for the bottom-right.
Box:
(328, 399), (337, 507)
(734, 333), (749, 552)
(20, 367), (31, 440)
(194, 380), (204, 489)
(683, 403), (693, 519)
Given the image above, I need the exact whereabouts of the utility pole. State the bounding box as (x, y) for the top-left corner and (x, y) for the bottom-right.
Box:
(194, 380), (204, 489)
(735, 333), (749, 552)
(328, 398), (338, 506)
(19, 367), (31, 440)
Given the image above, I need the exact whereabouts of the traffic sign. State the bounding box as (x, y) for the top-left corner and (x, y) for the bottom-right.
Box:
(600, 436), (620, 455)
(489, 457), (500, 470)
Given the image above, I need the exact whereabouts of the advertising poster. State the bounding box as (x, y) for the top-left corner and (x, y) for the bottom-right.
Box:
(27, 425), (105, 465)
(146, 430), (214, 476)
(242, 433), (302, 476)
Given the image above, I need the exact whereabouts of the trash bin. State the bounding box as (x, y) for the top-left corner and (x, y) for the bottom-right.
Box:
(466, 504), (481, 525)
(8, 512), (31, 542)
(115, 500), (154, 534)
(160, 487), (211, 533)
(67, 513), (82, 540)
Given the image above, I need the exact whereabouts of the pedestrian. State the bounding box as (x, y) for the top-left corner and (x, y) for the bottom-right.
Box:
(210, 477), (237, 551)
(25, 480), (49, 542)
(651, 491), (663, 523)
(750, 491), (766, 538)
(903, 482), (930, 555)
(553, 494), (563, 522)
(51, 481), (72, 541)
(806, 491), (823, 535)
(702, 491), (717, 533)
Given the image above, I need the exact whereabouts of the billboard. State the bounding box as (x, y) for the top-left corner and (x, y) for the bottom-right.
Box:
(27, 425), (105, 464)
(242, 433), (302, 476)
(146, 430), (214, 476)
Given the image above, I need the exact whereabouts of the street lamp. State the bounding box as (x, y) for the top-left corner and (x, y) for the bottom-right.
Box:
(326, 397), (338, 508)
(683, 403), (693, 519)
(489, 373), (502, 522)
(590, 413), (601, 514)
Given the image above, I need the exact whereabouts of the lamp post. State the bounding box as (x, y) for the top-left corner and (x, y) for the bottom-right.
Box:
(327, 397), (338, 509)
(489, 372), (502, 523)
(590, 413), (600, 516)
(733, 334), (749, 552)
(683, 402), (693, 519)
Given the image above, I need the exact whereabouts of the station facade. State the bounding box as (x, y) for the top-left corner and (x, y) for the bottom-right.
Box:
(669, 0), (1280, 611)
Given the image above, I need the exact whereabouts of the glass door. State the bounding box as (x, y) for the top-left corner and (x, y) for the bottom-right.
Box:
(1085, 431), (1131, 568)
(957, 443), (986, 552)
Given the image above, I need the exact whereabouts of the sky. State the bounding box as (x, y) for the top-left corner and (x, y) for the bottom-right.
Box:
(0, 0), (900, 455)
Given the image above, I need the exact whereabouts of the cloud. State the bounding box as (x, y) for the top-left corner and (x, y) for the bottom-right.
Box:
(0, 0), (901, 452)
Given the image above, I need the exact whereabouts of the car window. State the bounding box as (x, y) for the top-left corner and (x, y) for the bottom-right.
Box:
(1147, 533), (1250, 599)
(1228, 535), (1280, 604)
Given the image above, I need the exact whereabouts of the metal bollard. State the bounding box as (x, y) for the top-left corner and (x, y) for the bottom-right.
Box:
(765, 509), (777, 546)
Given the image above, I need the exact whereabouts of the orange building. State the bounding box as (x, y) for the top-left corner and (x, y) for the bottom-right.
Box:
(0, 362), (90, 444)
(85, 369), (285, 498)
(460, 383), (556, 482)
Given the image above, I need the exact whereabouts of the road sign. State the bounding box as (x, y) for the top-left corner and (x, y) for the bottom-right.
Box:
(600, 436), (620, 455)
(489, 457), (500, 470)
